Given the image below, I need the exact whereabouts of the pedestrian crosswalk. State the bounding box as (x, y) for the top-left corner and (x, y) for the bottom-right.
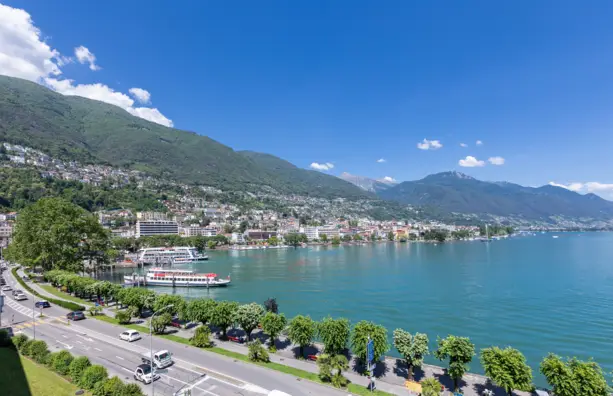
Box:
(2, 294), (38, 317)
(12, 318), (47, 330)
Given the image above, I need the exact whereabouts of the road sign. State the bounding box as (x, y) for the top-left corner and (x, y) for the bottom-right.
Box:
(367, 339), (374, 364)
(0, 295), (4, 313)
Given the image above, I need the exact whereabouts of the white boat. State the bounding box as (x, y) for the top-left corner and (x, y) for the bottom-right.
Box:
(137, 247), (208, 264)
(124, 268), (231, 287)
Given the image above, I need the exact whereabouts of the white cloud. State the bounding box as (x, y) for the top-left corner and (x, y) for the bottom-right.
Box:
(488, 156), (505, 165)
(549, 181), (613, 198)
(0, 4), (172, 127)
(310, 162), (334, 171)
(417, 139), (443, 150)
(0, 3), (62, 82)
(476, 140), (483, 146)
(458, 156), (485, 167)
(548, 182), (584, 192)
(74, 45), (100, 71)
(460, 143), (467, 147)
(380, 176), (396, 183)
(129, 87), (151, 104)
(376, 158), (386, 163)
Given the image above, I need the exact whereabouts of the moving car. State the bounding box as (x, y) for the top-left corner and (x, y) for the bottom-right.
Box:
(141, 350), (173, 369)
(34, 301), (51, 308)
(120, 329), (141, 342)
(66, 311), (86, 321)
(14, 292), (27, 301)
(11, 289), (23, 296)
(1, 285), (12, 292)
(133, 364), (160, 385)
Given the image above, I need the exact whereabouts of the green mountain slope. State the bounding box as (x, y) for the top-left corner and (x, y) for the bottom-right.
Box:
(0, 75), (367, 199)
(379, 171), (613, 220)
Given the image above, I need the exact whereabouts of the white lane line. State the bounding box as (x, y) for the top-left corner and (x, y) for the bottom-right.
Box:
(62, 335), (68, 338)
(94, 348), (102, 351)
(77, 334), (94, 342)
(115, 356), (124, 360)
(76, 340), (83, 344)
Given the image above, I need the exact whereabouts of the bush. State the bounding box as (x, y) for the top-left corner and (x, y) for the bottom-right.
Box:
(69, 356), (91, 382)
(28, 340), (49, 363)
(115, 310), (131, 324)
(93, 376), (125, 396)
(191, 326), (211, 348)
(420, 377), (443, 396)
(151, 312), (172, 334)
(12, 267), (86, 311)
(122, 383), (145, 396)
(79, 365), (108, 390)
(12, 333), (29, 350)
(51, 350), (74, 375)
(89, 305), (103, 316)
(92, 379), (108, 396)
(317, 353), (349, 388)
(248, 339), (270, 363)
(0, 328), (12, 347)
(20, 339), (34, 356)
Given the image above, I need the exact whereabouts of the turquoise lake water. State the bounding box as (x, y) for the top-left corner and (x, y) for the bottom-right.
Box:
(102, 232), (613, 383)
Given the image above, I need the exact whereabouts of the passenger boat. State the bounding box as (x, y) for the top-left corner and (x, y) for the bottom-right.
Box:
(124, 268), (231, 287)
(137, 247), (208, 264)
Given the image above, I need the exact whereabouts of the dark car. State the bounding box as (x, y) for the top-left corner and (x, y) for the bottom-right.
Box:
(66, 311), (86, 321)
(35, 301), (51, 308)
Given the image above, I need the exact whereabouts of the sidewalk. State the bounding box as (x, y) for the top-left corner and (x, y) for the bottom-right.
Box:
(25, 275), (531, 396)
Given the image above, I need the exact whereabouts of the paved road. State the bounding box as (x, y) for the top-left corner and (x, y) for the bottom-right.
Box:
(0, 268), (352, 396)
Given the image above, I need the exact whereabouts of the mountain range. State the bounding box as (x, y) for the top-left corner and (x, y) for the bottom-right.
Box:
(1, 75), (611, 223)
(0, 75), (368, 200)
(378, 171), (613, 221)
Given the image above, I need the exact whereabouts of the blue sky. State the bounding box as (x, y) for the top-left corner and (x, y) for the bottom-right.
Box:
(2, 1), (613, 197)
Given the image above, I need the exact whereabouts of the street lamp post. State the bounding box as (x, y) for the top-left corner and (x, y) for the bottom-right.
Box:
(150, 304), (173, 396)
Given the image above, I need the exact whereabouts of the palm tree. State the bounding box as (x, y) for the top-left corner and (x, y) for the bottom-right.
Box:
(317, 354), (349, 388)
(421, 377), (442, 396)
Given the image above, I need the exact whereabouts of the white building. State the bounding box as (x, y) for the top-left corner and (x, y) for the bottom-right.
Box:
(0, 222), (13, 238)
(231, 232), (245, 243)
(299, 226), (319, 240)
(180, 225), (217, 237)
(317, 226), (340, 239)
(136, 220), (179, 238)
(136, 212), (167, 221)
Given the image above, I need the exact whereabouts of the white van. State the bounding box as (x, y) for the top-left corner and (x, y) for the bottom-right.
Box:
(141, 350), (173, 369)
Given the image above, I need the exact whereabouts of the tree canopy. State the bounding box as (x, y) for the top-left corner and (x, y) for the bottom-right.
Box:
(434, 335), (475, 391)
(233, 303), (265, 341)
(350, 320), (389, 365)
(5, 197), (111, 272)
(287, 315), (316, 358)
(393, 329), (429, 381)
(317, 317), (350, 356)
(481, 347), (533, 396)
(540, 354), (609, 396)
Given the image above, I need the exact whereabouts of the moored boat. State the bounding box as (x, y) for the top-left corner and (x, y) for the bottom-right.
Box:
(124, 268), (230, 287)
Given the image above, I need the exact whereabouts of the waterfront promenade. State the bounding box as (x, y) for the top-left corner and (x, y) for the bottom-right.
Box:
(23, 268), (534, 396)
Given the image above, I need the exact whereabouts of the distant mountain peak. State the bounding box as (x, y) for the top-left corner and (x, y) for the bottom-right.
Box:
(339, 172), (395, 192)
(424, 171), (475, 181)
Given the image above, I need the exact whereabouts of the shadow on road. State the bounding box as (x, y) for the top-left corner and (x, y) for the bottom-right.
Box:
(0, 334), (32, 396)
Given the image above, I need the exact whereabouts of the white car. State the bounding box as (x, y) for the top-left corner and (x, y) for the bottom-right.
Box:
(1, 285), (11, 291)
(120, 329), (141, 342)
(14, 293), (27, 301)
(134, 364), (159, 384)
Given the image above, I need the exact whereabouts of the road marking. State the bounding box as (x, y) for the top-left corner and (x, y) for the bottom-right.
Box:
(62, 334), (68, 338)
(116, 356), (124, 360)
(77, 334), (94, 342)
(94, 348), (102, 351)
(55, 340), (73, 350)
(76, 340), (83, 344)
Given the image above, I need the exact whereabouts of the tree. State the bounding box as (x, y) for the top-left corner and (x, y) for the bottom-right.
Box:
(353, 234), (363, 241)
(267, 236), (279, 246)
(5, 197), (111, 272)
(540, 354), (609, 396)
(318, 234), (328, 243)
(186, 298), (217, 324)
(350, 321), (389, 365)
(151, 312), (172, 334)
(481, 347), (533, 396)
(261, 312), (287, 351)
(207, 240), (217, 250)
(287, 315), (316, 358)
(264, 297), (278, 314)
(234, 303), (265, 341)
(387, 231), (395, 241)
(317, 354), (349, 388)
(210, 301), (238, 339)
(317, 316), (350, 355)
(284, 233), (304, 248)
(420, 377), (443, 396)
(248, 339), (270, 363)
(115, 310), (131, 324)
(342, 234), (352, 242)
(120, 288), (156, 317)
(331, 236), (341, 245)
(393, 329), (429, 381)
(79, 365), (108, 390)
(239, 220), (249, 233)
(191, 326), (211, 348)
(434, 335), (475, 391)
(153, 294), (186, 318)
(69, 356), (92, 383)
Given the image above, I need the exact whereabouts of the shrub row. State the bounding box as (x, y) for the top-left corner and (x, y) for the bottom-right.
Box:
(8, 332), (143, 396)
(12, 267), (86, 311)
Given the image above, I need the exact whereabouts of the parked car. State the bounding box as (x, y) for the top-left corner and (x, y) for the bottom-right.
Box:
(14, 293), (27, 301)
(66, 311), (86, 321)
(120, 329), (141, 342)
(133, 364), (159, 385)
(35, 301), (51, 308)
(1, 285), (12, 292)
(11, 289), (23, 296)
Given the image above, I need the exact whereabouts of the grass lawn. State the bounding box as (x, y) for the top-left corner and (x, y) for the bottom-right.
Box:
(94, 314), (392, 395)
(39, 284), (93, 306)
(0, 348), (86, 396)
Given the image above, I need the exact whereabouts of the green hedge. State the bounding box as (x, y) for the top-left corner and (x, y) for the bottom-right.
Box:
(12, 267), (86, 311)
